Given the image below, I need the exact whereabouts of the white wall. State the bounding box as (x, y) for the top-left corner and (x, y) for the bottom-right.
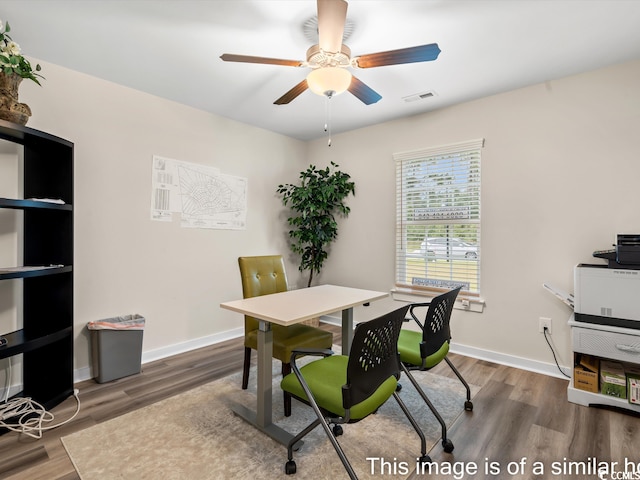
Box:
(3, 58), (639, 383)
(2, 60), (308, 381)
(306, 59), (640, 372)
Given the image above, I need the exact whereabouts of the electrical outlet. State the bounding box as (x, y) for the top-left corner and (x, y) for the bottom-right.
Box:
(539, 317), (552, 334)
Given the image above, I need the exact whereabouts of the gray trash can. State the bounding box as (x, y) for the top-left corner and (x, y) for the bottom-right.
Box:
(88, 314), (145, 383)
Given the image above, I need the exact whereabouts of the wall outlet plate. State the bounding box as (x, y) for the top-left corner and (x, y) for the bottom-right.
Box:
(539, 317), (552, 334)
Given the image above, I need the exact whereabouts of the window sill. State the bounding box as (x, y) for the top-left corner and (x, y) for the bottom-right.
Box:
(391, 288), (485, 313)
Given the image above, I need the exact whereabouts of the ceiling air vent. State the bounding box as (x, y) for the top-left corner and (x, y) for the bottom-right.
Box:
(403, 91), (437, 103)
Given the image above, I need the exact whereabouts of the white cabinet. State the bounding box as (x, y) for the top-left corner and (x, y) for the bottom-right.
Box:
(568, 316), (640, 413)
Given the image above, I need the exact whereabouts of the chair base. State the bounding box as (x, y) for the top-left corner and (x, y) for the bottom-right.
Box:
(444, 356), (474, 411)
(284, 392), (429, 478)
(400, 363), (455, 453)
(398, 355), (473, 453)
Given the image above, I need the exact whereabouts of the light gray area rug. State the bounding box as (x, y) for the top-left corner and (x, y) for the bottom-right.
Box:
(62, 359), (477, 480)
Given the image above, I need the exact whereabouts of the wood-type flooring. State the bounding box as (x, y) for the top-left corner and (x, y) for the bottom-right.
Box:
(0, 324), (637, 480)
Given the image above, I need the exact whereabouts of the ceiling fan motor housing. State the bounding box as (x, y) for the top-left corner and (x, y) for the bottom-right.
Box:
(306, 44), (352, 69)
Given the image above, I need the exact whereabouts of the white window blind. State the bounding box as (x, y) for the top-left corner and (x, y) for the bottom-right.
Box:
(394, 139), (483, 295)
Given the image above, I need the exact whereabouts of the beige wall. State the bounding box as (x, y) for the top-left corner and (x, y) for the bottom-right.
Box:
(3, 58), (639, 382)
(1, 61), (308, 380)
(306, 59), (640, 371)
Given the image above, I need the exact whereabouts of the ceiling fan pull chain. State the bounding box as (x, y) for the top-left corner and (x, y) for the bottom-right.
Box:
(325, 92), (332, 147)
(324, 93), (328, 133)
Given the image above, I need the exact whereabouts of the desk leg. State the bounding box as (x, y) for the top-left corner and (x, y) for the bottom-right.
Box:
(230, 320), (299, 447)
(256, 320), (272, 427)
(342, 307), (353, 356)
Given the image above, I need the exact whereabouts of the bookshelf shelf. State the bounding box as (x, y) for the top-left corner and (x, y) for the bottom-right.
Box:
(0, 119), (74, 410)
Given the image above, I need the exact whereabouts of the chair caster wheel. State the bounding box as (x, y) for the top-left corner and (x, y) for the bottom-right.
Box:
(442, 438), (454, 453)
(396, 383), (402, 392)
(464, 400), (473, 411)
(419, 454), (431, 464)
(285, 460), (297, 475)
(333, 425), (343, 436)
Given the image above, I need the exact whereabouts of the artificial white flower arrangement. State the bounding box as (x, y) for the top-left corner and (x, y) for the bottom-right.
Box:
(0, 18), (44, 85)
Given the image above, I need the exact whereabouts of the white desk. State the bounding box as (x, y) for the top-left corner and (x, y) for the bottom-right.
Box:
(220, 284), (388, 445)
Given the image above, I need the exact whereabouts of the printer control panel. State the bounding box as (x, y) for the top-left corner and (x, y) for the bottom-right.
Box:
(592, 234), (640, 268)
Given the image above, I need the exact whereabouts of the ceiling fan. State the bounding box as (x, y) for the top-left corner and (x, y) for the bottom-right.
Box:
(220, 0), (441, 105)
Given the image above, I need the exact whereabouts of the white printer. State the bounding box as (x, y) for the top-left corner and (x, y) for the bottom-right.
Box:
(574, 264), (640, 330)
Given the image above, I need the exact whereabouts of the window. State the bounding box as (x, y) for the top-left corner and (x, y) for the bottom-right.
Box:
(394, 138), (483, 296)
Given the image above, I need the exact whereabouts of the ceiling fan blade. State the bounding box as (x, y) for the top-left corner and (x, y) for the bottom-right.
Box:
(274, 79), (309, 105)
(348, 76), (382, 105)
(220, 53), (303, 67)
(317, 0), (348, 53)
(354, 43), (441, 68)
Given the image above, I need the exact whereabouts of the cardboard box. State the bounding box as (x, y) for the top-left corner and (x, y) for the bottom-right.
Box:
(600, 360), (626, 399)
(624, 364), (640, 405)
(580, 353), (599, 373)
(574, 353), (599, 393)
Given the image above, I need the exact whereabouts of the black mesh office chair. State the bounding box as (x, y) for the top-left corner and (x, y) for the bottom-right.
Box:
(280, 305), (430, 478)
(396, 286), (473, 453)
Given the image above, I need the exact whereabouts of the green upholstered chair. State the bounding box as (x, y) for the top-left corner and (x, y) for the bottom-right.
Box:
(280, 305), (430, 478)
(238, 255), (333, 417)
(396, 286), (472, 454)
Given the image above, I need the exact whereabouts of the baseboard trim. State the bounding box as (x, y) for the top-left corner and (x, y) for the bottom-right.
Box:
(141, 327), (244, 365)
(449, 342), (571, 380)
(320, 314), (571, 380)
(74, 327), (244, 383)
(74, 318), (572, 384)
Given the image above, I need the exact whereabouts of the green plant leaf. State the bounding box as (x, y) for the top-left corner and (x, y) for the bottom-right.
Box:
(276, 163), (355, 287)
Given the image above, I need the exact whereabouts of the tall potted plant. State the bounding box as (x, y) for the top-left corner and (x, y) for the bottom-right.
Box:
(277, 161), (355, 287)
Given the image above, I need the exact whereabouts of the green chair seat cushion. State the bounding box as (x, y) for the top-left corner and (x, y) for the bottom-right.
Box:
(245, 324), (333, 364)
(397, 329), (449, 369)
(281, 355), (398, 420)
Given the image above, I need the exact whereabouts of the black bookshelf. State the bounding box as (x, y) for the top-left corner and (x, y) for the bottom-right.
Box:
(0, 119), (74, 410)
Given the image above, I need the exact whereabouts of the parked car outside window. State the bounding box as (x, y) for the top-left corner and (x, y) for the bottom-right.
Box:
(420, 237), (478, 259)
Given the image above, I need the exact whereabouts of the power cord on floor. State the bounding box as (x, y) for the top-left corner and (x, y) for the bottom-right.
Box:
(543, 326), (571, 379)
(0, 388), (81, 439)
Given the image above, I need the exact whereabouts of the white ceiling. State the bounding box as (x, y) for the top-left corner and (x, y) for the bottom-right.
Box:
(3, 0), (640, 141)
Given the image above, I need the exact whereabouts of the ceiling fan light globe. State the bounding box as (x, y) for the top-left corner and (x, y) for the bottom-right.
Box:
(306, 67), (352, 97)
